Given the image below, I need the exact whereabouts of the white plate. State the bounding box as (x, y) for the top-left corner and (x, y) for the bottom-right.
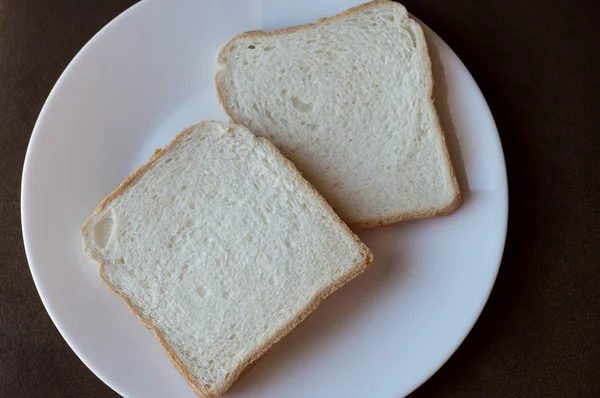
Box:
(21, 0), (507, 397)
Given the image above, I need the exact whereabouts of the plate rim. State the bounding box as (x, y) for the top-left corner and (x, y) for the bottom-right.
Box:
(21, 1), (508, 397)
(20, 1), (146, 395)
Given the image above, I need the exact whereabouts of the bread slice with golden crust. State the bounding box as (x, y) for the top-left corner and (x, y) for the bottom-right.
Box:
(216, 0), (461, 229)
(81, 121), (373, 396)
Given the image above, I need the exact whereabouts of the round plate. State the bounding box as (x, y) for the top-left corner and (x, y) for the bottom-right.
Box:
(21, 1), (507, 397)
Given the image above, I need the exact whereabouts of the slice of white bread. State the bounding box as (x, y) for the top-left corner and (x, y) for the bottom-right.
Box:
(216, 0), (461, 229)
(81, 121), (372, 397)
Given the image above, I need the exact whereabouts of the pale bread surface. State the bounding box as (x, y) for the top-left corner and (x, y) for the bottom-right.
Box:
(216, 0), (461, 229)
(81, 121), (372, 396)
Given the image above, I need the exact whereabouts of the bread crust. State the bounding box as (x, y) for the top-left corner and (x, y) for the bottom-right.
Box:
(215, 0), (461, 230)
(81, 120), (373, 397)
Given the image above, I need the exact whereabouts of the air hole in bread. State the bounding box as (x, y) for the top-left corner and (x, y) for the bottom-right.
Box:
(265, 110), (275, 123)
(91, 210), (115, 249)
(291, 97), (313, 112)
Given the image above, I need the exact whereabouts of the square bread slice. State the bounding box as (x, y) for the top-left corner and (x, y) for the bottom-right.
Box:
(81, 121), (372, 397)
(215, 0), (461, 229)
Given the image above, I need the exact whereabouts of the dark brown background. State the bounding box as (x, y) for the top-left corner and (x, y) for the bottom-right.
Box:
(1, 0), (599, 397)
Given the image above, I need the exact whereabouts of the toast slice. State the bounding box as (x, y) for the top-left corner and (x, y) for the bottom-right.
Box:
(216, 0), (461, 229)
(81, 121), (372, 397)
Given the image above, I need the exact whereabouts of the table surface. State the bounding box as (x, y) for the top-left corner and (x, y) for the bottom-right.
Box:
(2, 0), (599, 397)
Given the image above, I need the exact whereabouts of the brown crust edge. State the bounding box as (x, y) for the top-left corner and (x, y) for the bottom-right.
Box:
(81, 121), (373, 397)
(214, 0), (461, 231)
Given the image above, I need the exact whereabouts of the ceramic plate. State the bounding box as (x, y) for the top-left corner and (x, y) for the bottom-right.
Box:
(21, 0), (507, 397)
